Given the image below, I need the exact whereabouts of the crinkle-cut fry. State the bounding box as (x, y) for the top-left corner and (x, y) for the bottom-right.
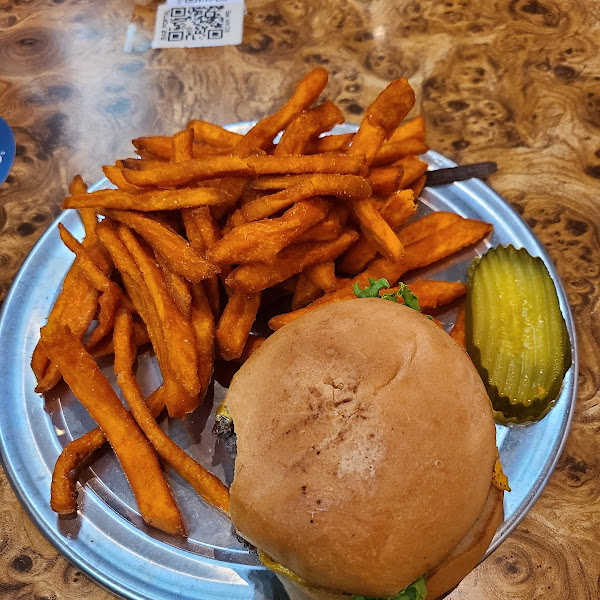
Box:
(113, 310), (229, 513)
(117, 224), (201, 403)
(156, 251), (192, 319)
(388, 115), (427, 145)
(215, 290), (262, 361)
(132, 136), (173, 160)
(351, 197), (404, 262)
(304, 261), (336, 293)
(248, 153), (365, 176)
(397, 210), (463, 246)
(366, 217), (493, 283)
(96, 220), (196, 417)
(187, 119), (243, 148)
(43, 323), (185, 536)
(34, 240), (111, 393)
(233, 66), (329, 155)
(88, 319), (150, 357)
(172, 128), (194, 162)
(226, 229), (359, 293)
(305, 132), (354, 154)
(69, 175), (98, 243)
(394, 155), (429, 189)
(372, 138), (430, 168)
(231, 335), (266, 364)
(450, 302), (467, 350)
(103, 209), (220, 283)
(275, 100), (344, 156)
(409, 174), (427, 200)
(380, 189), (416, 230)
(102, 165), (143, 193)
(269, 278), (466, 331)
(191, 283), (214, 399)
(207, 198), (328, 265)
(368, 166), (404, 195)
(234, 174), (371, 225)
(292, 274), (323, 310)
(294, 211), (342, 243)
(64, 187), (224, 211)
(348, 78), (416, 172)
(45, 389), (163, 495)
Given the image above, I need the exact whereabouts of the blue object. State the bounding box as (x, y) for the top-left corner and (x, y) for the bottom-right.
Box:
(0, 117), (15, 185)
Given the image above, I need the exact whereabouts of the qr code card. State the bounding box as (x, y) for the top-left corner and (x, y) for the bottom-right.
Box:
(153, 0), (245, 48)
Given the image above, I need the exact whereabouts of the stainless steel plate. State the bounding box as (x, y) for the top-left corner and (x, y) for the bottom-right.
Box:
(0, 122), (577, 600)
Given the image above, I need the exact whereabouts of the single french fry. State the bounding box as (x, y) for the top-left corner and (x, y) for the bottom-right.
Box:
(226, 229), (359, 293)
(69, 175), (98, 243)
(304, 261), (336, 292)
(250, 174), (318, 191)
(187, 119), (242, 149)
(395, 155), (429, 189)
(85, 284), (121, 349)
(292, 274), (323, 310)
(122, 158), (170, 171)
(248, 153), (365, 176)
(348, 78), (416, 172)
(450, 303), (467, 350)
(191, 283), (215, 399)
(409, 174), (427, 200)
(43, 323), (185, 536)
(388, 115), (426, 145)
(234, 174), (371, 225)
(233, 66), (329, 155)
(294, 211), (341, 243)
(380, 189), (416, 229)
(103, 209), (220, 283)
(207, 198), (328, 264)
(102, 165), (143, 193)
(304, 132), (354, 154)
(368, 166), (404, 195)
(172, 128), (194, 162)
(113, 310), (229, 513)
(397, 211), (462, 246)
(231, 335), (266, 364)
(384, 279), (467, 309)
(372, 138), (430, 168)
(88, 319), (150, 357)
(132, 136), (173, 160)
(64, 187), (224, 211)
(50, 385), (166, 514)
(350, 197), (404, 262)
(156, 251), (192, 319)
(215, 290), (262, 360)
(117, 224), (201, 405)
(275, 100), (344, 156)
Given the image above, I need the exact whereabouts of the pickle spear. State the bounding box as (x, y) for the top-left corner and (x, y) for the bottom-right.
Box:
(466, 245), (571, 423)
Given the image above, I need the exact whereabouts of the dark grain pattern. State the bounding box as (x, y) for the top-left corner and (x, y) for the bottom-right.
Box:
(1, 0), (600, 598)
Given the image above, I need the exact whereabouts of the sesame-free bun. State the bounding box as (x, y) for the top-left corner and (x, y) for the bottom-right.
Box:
(227, 299), (499, 598)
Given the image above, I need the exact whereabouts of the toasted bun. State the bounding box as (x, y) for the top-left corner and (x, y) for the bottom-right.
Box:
(227, 299), (498, 597)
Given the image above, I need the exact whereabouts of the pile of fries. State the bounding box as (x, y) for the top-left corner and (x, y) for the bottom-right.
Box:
(31, 66), (492, 536)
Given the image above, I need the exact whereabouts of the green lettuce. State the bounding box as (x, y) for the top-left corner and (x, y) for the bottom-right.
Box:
(353, 278), (429, 319)
(352, 575), (427, 600)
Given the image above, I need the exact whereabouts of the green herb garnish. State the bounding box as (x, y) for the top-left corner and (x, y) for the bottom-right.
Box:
(352, 575), (427, 600)
(354, 278), (427, 317)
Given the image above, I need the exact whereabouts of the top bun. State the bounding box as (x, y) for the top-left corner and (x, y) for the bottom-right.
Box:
(227, 299), (497, 597)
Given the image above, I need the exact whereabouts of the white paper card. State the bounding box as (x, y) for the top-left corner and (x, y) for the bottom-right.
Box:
(153, 1), (244, 48)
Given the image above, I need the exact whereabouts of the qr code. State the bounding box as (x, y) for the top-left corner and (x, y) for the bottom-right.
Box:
(160, 6), (230, 42)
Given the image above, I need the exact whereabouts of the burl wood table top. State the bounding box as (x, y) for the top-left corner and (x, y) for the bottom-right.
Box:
(1, 1), (599, 599)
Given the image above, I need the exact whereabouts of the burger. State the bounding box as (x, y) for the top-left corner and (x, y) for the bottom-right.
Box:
(224, 298), (505, 600)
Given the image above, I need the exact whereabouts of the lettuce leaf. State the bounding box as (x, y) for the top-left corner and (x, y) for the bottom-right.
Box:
(352, 575), (427, 600)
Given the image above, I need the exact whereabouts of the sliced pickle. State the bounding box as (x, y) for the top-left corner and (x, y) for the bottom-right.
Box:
(466, 245), (571, 423)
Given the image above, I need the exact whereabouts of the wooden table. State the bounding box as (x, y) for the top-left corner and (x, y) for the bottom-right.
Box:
(1, 1), (599, 598)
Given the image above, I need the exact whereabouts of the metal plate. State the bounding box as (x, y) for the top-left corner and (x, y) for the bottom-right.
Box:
(0, 122), (577, 600)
